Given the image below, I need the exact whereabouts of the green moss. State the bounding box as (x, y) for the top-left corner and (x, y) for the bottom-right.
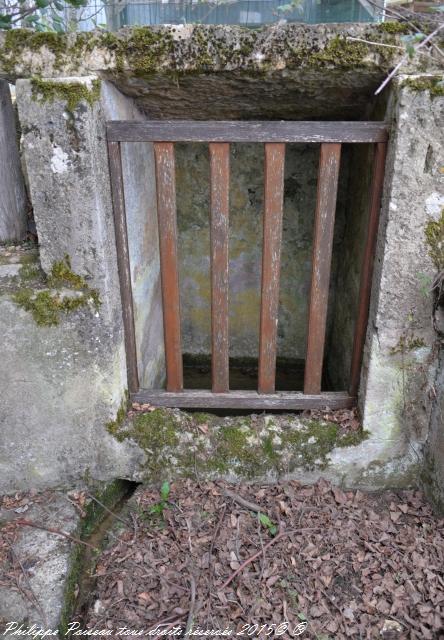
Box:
(191, 411), (215, 425)
(107, 409), (180, 475)
(337, 429), (370, 447)
(307, 36), (372, 68)
(425, 207), (444, 270)
(30, 77), (101, 112)
(390, 333), (427, 355)
(18, 261), (43, 281)
(115, 27), (174, 75)
(47, 255), (87, 289)
(105, 392), (129, 438)
(12, 254), (100, 326)
(402, 76), (444, 98)
(106, 408), (369, 479)
(377, 21), (411, 35)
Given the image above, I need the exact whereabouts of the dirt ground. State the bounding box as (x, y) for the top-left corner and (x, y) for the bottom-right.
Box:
(82, 479), (444, 640)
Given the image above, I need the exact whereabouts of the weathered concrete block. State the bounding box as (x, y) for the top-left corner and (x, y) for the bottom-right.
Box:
(0, 249), (143, 493)
(357, 77), (444, 472)
(15, 77), (120, 326)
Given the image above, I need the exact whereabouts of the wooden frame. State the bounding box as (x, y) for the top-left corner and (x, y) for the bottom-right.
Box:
(107, 121), (388, 410)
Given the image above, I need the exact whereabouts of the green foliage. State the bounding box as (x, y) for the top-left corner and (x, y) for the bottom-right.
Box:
(258, 512), (278, 536)
(0, 0), (88, 32)
(147, 481), (171, 519)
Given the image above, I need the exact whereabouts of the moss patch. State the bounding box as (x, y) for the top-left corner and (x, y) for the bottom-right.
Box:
(425, 207), (444, 270)
(390, 332), (427, 355)
(30, 77), (101, 111)
(377, 21), (411, 35)
(402, 76), (444, 98)
(107, 409), (369, 480)
(12, 254), (100, 326)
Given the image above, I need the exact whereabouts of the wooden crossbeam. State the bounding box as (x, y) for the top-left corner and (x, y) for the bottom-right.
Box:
(304, 143), (342, 395)
(154, 142), (183, 392)
(132, 389), (355, 410)
(258, 143), (286, 394)
(209, 143), (230, 393)
(107, 121), (389, 144)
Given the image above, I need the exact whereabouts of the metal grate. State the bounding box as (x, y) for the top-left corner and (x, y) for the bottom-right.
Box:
(107, 120), (388, 411)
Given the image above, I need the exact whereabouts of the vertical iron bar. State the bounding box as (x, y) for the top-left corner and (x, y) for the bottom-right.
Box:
(154, 142), (183, 392)
(258, 142), (286, 394)
(209, 142), (230, 393)
(304, 143), (342, 395)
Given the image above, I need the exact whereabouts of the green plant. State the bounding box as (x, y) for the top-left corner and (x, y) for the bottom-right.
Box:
(0, 0), (88, 31)
(258, 512), (278, 537)
(148, 481), (171, 518)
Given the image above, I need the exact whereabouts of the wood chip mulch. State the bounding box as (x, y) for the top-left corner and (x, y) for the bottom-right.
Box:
(83, 479), (444, 639)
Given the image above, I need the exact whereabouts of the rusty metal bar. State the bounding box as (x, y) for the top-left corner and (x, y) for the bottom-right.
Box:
(209, 142), (230, 393)
(154, 142), (183, 392)
(107, 141), (139, 393)
(304, 143), (342, 395)
(349, 142), (387, 396)
(258, 143), (286, 394)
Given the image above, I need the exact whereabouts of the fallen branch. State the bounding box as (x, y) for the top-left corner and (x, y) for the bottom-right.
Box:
(10, 547), (48, 626)
(223, 489), (262, 513)
(86, 491), (131, 528)
(185, 574), (197, 635)
(375, 23), (444, 95)
(14, 519), (98, 550)
(220, 531), (286, 590)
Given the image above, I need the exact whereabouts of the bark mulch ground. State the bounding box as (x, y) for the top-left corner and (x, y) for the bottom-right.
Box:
(83, 479), (444, 640)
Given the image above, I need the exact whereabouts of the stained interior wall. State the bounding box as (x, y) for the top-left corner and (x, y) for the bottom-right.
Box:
(176, 142), (352, 369)
(101, 81), (165, 389)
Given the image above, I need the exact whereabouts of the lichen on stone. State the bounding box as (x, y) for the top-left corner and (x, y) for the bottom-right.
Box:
(12, 254), (100, 326)
(390, 332), (427, 355)
(30, 77), (101, 111)
(425, 207), (444, 270)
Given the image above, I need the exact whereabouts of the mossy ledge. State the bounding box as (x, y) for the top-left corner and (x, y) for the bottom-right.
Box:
(107, 408), (369, 480)
(0, 24), (415, 79)
(30, 77), (101, 111)
(12, 254), (101, 326)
